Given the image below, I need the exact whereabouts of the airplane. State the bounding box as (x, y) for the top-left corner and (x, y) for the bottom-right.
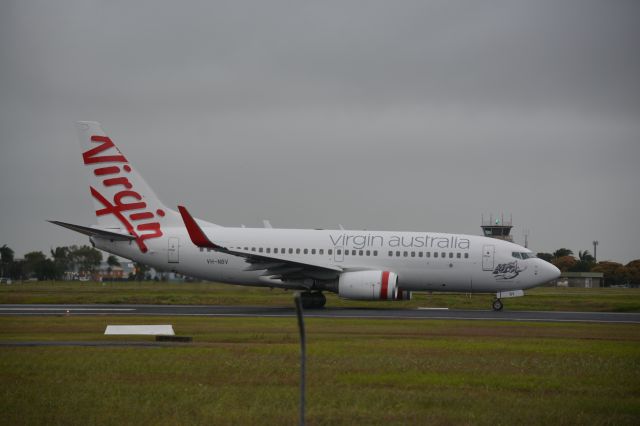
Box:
(51, 122), (560, 310)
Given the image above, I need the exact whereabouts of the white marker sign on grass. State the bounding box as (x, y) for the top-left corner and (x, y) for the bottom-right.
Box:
(104, 325), (175, 335)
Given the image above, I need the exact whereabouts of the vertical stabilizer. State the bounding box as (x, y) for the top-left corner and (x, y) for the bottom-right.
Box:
(76, 121), (183, 252)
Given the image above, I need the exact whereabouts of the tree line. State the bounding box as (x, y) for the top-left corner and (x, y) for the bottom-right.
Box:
(537, 248), (640, 287)
(0, 244), (126, 281)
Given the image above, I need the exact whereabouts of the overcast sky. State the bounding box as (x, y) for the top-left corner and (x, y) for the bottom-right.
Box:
(1, 0), (639, 263)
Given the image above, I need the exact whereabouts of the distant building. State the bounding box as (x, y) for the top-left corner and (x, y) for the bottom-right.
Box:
(547, 272), (604, 288)
(94, 265), (125, 281)
(481, 214), (513, 242)
(64, 261), (135, 281)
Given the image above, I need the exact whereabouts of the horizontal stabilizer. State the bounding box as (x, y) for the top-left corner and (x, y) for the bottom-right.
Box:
(49, 220), (136, 241)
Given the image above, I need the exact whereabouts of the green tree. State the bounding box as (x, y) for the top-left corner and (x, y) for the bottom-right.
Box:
(553, 248), (573, 258)
(536, 252), (554, 263)
(130, 262), (150, 281)
(69, 245), (102, 277)
(553, 255), (577, 272)
(106, 255), (120, 280)
(107, 255), (120, 268)
(23, 251), (56, 280)
(1, 244), (14, 277)
(578, 250), (595, 263)
(9, 259), (25, 281)
(570, 250), (596, 272)
(592, 261), (629, 287)
(50, 246), (70, 280)
(626, 260), (640, 285)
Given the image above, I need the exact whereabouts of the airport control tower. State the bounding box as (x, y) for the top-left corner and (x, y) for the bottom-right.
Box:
(481, 214), (513, 243)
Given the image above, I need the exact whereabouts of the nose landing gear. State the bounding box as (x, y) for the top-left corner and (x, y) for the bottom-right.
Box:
(492, 298), (503, 311)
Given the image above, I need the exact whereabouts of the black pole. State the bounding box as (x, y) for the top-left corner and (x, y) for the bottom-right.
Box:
(293, 293), (306, 426)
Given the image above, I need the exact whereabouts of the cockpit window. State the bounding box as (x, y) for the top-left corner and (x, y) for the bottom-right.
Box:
(513, 252), (534, 259)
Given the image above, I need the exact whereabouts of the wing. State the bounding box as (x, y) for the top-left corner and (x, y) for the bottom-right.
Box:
(178, 206), (342, 284)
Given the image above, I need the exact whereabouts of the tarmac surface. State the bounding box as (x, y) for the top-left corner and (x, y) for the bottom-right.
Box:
(1, 304), (639, 324)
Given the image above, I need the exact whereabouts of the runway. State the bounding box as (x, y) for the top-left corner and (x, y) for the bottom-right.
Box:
(1, 304), (639, 324)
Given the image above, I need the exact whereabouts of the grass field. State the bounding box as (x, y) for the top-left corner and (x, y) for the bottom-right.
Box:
(1, 315), (639, 425)
(1, 280), (640, 312)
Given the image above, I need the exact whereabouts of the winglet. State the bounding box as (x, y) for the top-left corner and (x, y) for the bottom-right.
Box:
(178, 206), (219, 249)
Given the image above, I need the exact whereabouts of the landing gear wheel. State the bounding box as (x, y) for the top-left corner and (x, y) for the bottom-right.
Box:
(300, 292), (326, 309)
(492, 298), (503, 311)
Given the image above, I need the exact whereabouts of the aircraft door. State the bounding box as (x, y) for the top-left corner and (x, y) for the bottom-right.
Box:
(334, 247), (344, 262)
(168, 237), (179, 264)
(482, 244), (494, 271)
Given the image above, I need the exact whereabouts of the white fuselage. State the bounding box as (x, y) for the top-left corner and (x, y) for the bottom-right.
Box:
(93, 227), (559, 293)
(66, 121), (560, 301)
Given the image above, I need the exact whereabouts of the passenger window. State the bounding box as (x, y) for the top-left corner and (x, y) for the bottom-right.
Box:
(396, 251), (400, 257)
(449, 252), (453, 258)
(434, 252), (438, 258)
(373, 251), (378, 256)
(403, 251), (408, 257)
(304, 249), (308, 254)
(328, 249), (333, 255)
(259, 248), (263, 253)
(319, 249), (324, 255)
(418, 252), (423, 257)
(464, 253), (469, 258)
(359, 250), (363, 256)
(311, 249), (315, 255)
(274, 248), (278, 254)
(366, 250), (370, 256)
(337, 249), (341, 255)
(388, 251), (393, 256)
(266, 248), (271, 253)
(289, 248), (293, 254)
(411, 252), (415, 257)
(442, 252), (446, 258)
(252, 247), (256, 252)
(352, 250), (357, 256)
(457, 252), (461, 258)
(296, 248), (301, 254)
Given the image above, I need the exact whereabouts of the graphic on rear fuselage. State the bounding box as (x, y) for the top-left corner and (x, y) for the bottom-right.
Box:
(83, 135), (164, 253)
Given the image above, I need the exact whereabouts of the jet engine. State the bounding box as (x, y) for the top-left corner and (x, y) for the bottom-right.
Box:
(338, 271), (398, 300)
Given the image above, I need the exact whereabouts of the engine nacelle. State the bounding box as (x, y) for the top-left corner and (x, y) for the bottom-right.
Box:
(338, 271), (398, 300)
(395, 289), (412, 301)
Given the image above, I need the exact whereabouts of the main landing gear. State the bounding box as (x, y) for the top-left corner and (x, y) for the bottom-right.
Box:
(492, 298), (504, 311)
(300, 292), (326, 309)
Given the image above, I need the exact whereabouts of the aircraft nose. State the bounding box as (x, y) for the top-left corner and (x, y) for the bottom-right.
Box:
(540, 261), (561, 284)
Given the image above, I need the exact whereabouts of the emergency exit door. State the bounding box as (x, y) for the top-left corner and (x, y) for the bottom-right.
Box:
(482, 244), (494, 271)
